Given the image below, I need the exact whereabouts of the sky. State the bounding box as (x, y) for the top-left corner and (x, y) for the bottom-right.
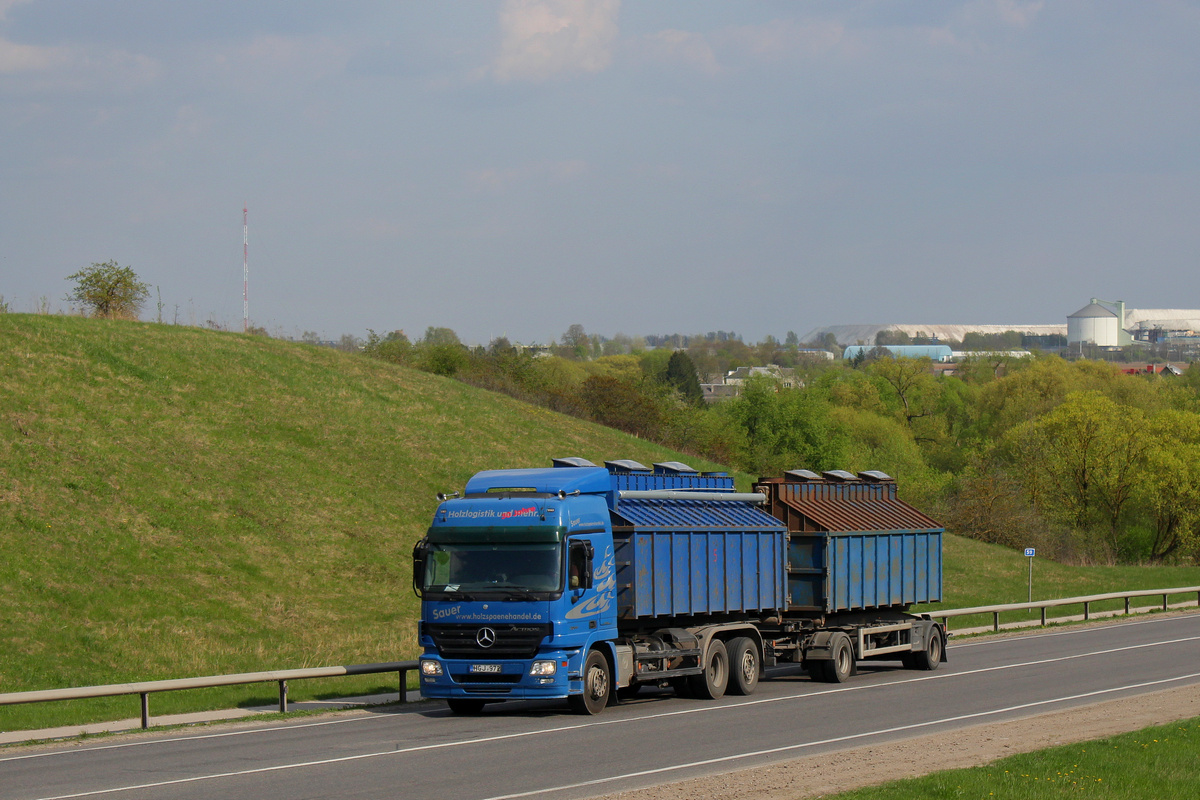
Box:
(2, 1), (1198, 346)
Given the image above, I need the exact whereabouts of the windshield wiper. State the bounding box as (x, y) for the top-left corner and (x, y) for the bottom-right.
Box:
(488, 584), (543, 601)
(439, 590), (474, 601)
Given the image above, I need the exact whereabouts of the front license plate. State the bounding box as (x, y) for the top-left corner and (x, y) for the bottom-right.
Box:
(470, 664), (501, 673)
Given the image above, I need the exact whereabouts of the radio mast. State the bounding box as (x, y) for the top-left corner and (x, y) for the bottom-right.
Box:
(242, 204), (249, 333)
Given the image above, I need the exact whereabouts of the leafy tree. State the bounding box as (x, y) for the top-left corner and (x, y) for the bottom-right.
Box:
(664, 350), (704, 405)
(718, 378), (843, 475)
(419, 343), (467, 376)
(941, 461), (1053, 550)
(559, 323), (591, 360)
(422, 326), (461, 346)
(363, 329), (412, 364)
(1001, 391), (1150, 560)
(580, 375), (662, 438)
(875, 329), (911, 346)
(66, 261), (150, 319)
(867, 357), (937, 429)
(1137, 410), (1200, 562)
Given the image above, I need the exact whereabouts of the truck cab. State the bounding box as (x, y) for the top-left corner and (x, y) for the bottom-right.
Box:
(413, 463), (618, 714)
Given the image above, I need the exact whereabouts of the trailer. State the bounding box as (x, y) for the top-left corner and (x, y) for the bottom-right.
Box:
(413, 459), (945, 715)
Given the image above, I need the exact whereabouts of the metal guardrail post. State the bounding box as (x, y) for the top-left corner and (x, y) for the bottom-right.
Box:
(1163, 594), (1169, 611)
(279, 680), (288, 713)
(397, 669), (407, 703)
(140, 693), (149, 730)
(1125, 597), (1131, 614)
(1084, 601), (1090, 620)
(993, 611), (1000, 631)
(1040, 606), (1046, 626)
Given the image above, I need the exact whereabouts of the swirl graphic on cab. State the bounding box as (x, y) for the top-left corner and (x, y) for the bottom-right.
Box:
(564, 545), (614, 620)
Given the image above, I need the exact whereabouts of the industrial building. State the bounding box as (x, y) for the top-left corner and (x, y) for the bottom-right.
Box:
(801, 323), (1065, 347)
(1067, 299), (1200, 348)
(803, 299), (1200, 356)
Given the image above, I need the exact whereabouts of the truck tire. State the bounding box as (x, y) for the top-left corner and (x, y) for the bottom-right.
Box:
(822, 632), (854, 683)
(447, 699), (485, 715)
(727, 636), (760, 696)
(569, 650), (611, 715)
(689, 638), (729, 699)
(912, 629), (943, 671)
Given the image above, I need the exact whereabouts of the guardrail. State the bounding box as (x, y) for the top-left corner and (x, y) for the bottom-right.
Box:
(933, 586), (1200, 632)
(0, 661), (417, 730)
(2, 586), (1199, 733)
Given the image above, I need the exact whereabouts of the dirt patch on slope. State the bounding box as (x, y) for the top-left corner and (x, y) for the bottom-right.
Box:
(590, 682), (1200, 800)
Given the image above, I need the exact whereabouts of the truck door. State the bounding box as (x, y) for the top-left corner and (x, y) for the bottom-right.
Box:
(563, 535), (616, 633)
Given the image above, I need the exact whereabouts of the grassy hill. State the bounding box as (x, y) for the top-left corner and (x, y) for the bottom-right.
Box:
(1, 314), (1197, 732)
(0, 314), (730, 730)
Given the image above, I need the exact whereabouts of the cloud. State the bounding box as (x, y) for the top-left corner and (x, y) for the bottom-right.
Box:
(0, 0), (31, 21)
(465, 159), (590, 193)
(491, 0), (620, 82)
(725, 18), (852, 62)
(0, 39), (159, 88)
(205, 34), (353, 91)
(0, 37), (66, 73)
(644, 29), (720, 75)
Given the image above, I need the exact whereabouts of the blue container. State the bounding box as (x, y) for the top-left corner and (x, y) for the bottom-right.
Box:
(614, 525), (787, 620)
(759, 473), (944, 613)
(788, 530), (942, 612)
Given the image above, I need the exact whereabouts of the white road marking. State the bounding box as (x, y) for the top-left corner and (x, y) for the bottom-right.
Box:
(20, 632), (1200, 800)
(947, 610), (1200, 650)
(478, 671), (1200, 800)
(8, 612), (1195, 766)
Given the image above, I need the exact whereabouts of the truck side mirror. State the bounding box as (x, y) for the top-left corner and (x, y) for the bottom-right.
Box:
(412, 539), (428, 598)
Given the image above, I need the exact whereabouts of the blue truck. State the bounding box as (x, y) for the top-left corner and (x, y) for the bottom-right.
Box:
(413, 458), (945, 715)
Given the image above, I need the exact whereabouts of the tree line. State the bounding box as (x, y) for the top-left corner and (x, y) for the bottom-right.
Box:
(52, 263), (1200, 565)
(363, 324), (1200, 567)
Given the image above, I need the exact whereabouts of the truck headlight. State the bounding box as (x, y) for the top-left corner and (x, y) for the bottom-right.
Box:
(421, 660), (443, 676)
(529, 660), (557, 676)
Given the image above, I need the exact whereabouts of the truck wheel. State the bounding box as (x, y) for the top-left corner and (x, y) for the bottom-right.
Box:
(913, 629), (943, 671)
(689, 638), (729, 700)
(447, 699), (485, 715)
(569, 650), (611, 715)
(822, 633), (854, 683)
(727, 636), (760, 696)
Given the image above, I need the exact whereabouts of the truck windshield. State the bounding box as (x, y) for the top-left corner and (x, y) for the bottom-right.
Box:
(423, 542), (562, 595)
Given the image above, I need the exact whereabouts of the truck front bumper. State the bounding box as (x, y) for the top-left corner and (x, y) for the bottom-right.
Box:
(418, 650), (582, 702)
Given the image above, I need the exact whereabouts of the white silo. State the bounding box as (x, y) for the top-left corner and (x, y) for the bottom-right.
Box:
(1067, 301), (1119, 346)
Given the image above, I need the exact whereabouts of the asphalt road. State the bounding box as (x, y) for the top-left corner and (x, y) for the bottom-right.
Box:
(4, 613), (1199, 800)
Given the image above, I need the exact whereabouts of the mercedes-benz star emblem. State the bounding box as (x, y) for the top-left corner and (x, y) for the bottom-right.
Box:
(476, 627), (497, 648)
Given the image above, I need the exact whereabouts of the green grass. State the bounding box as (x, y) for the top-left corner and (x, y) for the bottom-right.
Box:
(0, 314), (724, 732)
(1, 314), (1198, 734)
(828, 717), (1200, 799)
(916, 535), (1200, 630)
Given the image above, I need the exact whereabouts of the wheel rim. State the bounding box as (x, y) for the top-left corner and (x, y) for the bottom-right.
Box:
(835, 640), (851, 677)
(929, 634), (942, 665)
(709, 652), (725, 686)
(739, 650), (756, 685)
(589, 664), (609, 701)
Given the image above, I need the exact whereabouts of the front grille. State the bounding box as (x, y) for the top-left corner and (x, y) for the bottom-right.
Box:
(425, 623), (552, 659)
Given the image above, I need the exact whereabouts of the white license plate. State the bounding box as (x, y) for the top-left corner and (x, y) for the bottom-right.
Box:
(470, 664), (501, 673)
